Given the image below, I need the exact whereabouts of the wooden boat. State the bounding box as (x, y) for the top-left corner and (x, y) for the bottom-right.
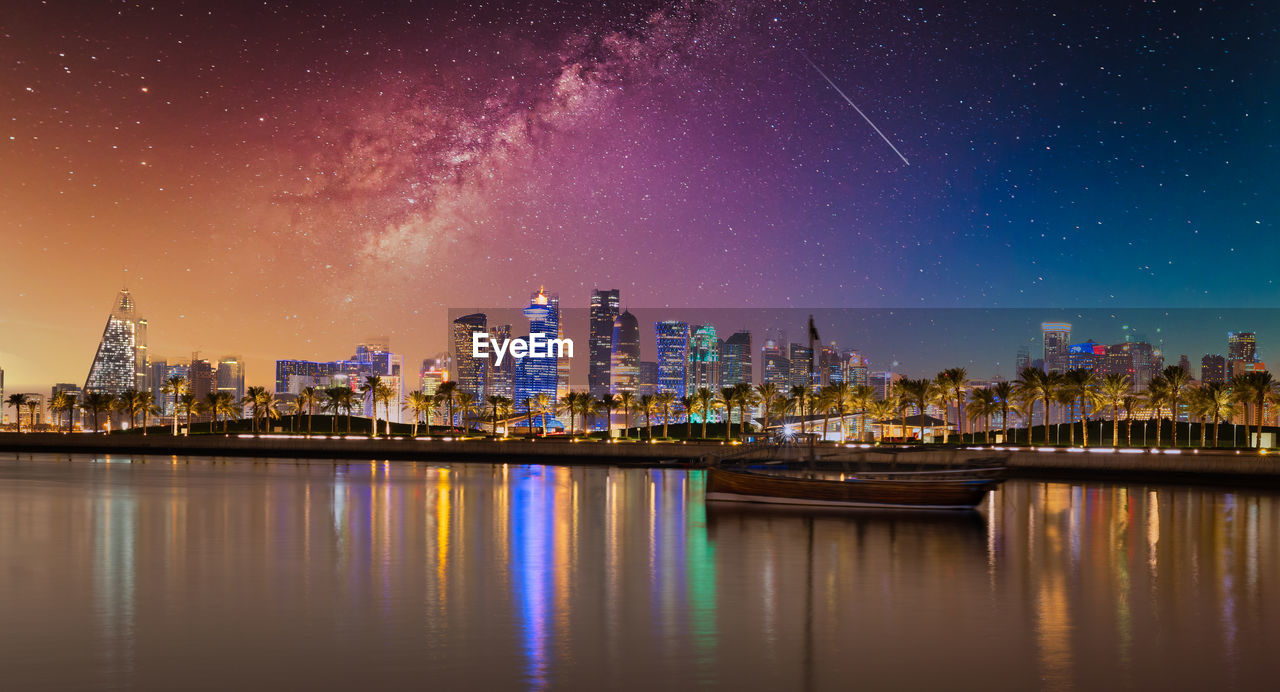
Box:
(705, 465), (1004, 511)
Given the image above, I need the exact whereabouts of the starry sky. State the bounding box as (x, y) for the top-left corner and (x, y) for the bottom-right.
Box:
(2, 0), (1277, 390)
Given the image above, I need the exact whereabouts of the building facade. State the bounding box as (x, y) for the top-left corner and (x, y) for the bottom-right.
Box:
(655, 320), (690, 397)
(588, 289), (620, 397)
(84, 288), (148, 396)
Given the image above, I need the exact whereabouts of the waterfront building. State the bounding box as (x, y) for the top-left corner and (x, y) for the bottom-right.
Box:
(84, 288), (149, 396)
(1201, 354), (1227, 384)
(688, 324), (720, 392)
(655, 320), (690, 396)
(589, 289), (620, 397)
(720, 331), (752, 387)
(1041, 322), (1071, 373)
(610, 311), (641, 394)
(452, 313), (488, 399)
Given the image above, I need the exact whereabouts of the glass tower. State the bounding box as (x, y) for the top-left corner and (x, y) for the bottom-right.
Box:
(589, 289), (620, 397)
(84, 288), (148, 396)
(516, 288), (560, 416)
(655, 321), (690, 397)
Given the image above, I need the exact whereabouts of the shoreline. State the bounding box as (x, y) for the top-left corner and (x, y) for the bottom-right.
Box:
(3, 432), (1280, 484)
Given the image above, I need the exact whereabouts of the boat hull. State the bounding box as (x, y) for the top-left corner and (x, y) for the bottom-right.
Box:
(705, 468), (999, 511)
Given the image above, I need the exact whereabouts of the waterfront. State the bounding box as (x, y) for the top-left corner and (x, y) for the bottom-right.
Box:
(1, 454), (1277, 690)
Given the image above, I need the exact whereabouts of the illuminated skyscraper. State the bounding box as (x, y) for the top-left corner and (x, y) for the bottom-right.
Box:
(1041, 322), (1071, 373)
(188, 356), (215, 421)
(655, 320), (690, 396)
(788, 343), (812, 387)
(610, 310), (640, 394)
(216, 355), (246, 402)
(1015, 345), (1031, 374)
(638, 361), (659, 396)
(688, 324), (720, 392)
(1228, 331), (1257, 362)
(1201, 354), (1227, 384)
(589, 289), (620, 397)
(452, 313), (488, 398)
(761, 339), (790, 386)
(419, 357), (449, 395)
(515, 288), (560, 413)
(845, 351), (869, 388)
(84, 288), (148, 395)
(488, 324), (514, 399)
(720, 331), (752, 387)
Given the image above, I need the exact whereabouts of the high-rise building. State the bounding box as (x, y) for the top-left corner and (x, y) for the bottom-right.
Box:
(17, 393), (45, 429)
(610, 310), (641, 394)
(419, 357), (449, 395)
(487, 324), (514, 399)
(655, 320), (690, 396)
(869, 371), (901, 401)
(720, 331), (752, 387)
(638, 361), (659, 396)
(354, 340), (404, 422)
(1100, 344), (1135, 379)
(452, 313), (488, 399)
(1201, 354), (1227, 384)
(1123, 340), (1160, 387)
(1041, 322), (1072, 373)
(84, 288), (148, 395)
(216, 356), (246, 403)
(761, 340), (790, 386)
(588, 289), (620, 397)
(1228, 331), (1257, 362)
(845, 351), (869, 388)
(51, 383), (82, 428)
(1015, 346), (1031, 374)
(788, 344), (813, 387)
(515, 288), (560, 414)
(1065, 341), (1103, 372)
(688, 324), (720, 392)
(1177, 355), (1191, 376)
(188, 356), (215, 420)
(818, 344), (843, 385)
(275, 359), (339, 395)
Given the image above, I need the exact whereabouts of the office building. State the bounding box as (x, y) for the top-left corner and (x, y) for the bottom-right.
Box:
(761, 340), (790, 386)
(639, 361), (659, 396)
(84, 288), (148, 395)
(1041, 322), (1071, 373)
(515, 288), (560, 414)
(610, 310), (641, 394)
(452, 313), (488, 399)
(720, 331), (752, 387)
(420, 357), (449, 395)
(688, 324), (720, 392)
(845, 351), (869, 388)
(1201, 354), (1227, 384)
(216, 356), (246, 403)
(588, 289), (620, 397)
(1228, 331), (1257, 362)
(487, 324), (514, 399)
(788, 343), (813, 387)
(655, 320), (690, 396)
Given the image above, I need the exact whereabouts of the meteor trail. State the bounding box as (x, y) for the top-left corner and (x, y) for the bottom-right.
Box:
(801, 52), (910, 166)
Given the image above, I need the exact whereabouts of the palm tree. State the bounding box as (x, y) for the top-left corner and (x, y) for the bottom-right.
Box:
(1121, 393), (1145, 446)
(575, 392), (598, 436)
(1098, 373), (1131, 447)
(6, 393), (29, 433)
(559, 392), (580, 437)
(1203, 382), (1233, 448)
(934, 368), (966, 443)
(787, 385), (813, 437)
(47, 391), (74, 433)
(990, 381), (1014, 445)
(487, 394), (507, 436)
(214, 392), (237, 432)
(718, 387), (736, 441)
(296, 386), (320, 435)
(896, 378), (937, 442)
(693, 388), (716, 439)
(1145, 376), (1170, 448)
(1061, 369), (1097, 447)
(404, 390), (431, 437)
(638, 394), (656, 440)
(1015, 367), (1057, 445)
(531, 393), (553, 436)
(137, 390), (156, 435)
(21, 398), (40, 431)
(163, 375), (187, 435)
(80, 392), (113, 433)
(968, 387), (998, 443)
(1186, 386), (1211, 448)
(206, 391), (224, 433)
(496, 397), (515, 436)
(616, 391), (636, 439)
(1011, 395), (1036, 445)
(1238, 370), (1275, 449)
(601, 393), (621, 438)
(1161, 365), (1192, 448)
(435, 382), (458, 432)
(177, 393), (198, 435)
(868, 398), (898, 443)
(652, 391), (675, 438)
(754, 383), (781, 439)
(679, 394), (696, 439)
(242, 385), (266, 432)
(359, 376), (383, 436)
(455, 391), (480, 434)
(374, 380), (396, 437)
(520, 396), (535, 434)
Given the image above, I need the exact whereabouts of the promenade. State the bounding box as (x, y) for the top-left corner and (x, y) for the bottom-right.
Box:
(2, 432), (1280, 481)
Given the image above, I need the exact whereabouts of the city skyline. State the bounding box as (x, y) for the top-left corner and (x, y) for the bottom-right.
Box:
(3, 0), (1277, 396)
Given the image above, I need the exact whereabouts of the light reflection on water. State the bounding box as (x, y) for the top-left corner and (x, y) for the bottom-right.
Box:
(0, 453), (1278, 691)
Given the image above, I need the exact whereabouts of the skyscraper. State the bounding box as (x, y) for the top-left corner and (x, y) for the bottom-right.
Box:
(654, 320), (690, 396)
(1201, 354), (1227, 384)
(588, 289), (620, 397)
(720, 331), (752, 387)
(788, 343), (812, 387)
(487, 324), (514, 399)
(638, 361), (659, 396)
(188, 356), (215, 420)
(515, 288), (560, 412)
(688, 324), (720, 392)
(1228, 331), (1257, 362)
(845, 351), (869, 388)
(452, 313), (488, 399)
(216, 356), (246, 403)
(1015, 345), (1031, 374)
(610, 310), (640, 394)
(84, 288), (148, 395)
(761, 339), (790, 386)
(1041, 322), (1071, 373)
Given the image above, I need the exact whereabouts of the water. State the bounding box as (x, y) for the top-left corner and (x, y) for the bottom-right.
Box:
(0, 453), (1277, 691)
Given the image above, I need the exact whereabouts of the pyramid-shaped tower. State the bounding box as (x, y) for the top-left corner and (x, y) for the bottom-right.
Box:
(84, 288), (148, 395)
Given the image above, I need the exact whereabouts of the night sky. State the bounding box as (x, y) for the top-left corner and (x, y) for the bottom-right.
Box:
(3, 0), (1277, 390)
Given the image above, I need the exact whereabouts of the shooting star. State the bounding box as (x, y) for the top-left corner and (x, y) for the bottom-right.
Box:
(801, 52), (910, 166)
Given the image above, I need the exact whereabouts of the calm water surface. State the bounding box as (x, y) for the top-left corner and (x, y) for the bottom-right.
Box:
(1, 453), (1278, 690)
